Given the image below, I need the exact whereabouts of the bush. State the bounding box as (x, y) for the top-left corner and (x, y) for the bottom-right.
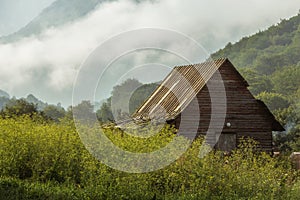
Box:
(0, 116), (299, 199)
(0, 116), (85, 183)
(0, 177), (84, 200)
(256, 92), (290, 111)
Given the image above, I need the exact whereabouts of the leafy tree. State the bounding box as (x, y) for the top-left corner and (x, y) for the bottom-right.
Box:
(129, 82), (159, 114)
(273, 91), (300, 152)
(274, 121), (300, 152)
(236, 48), (258, 66)
(0, 99), (39, 118)
(256, 92), (290, 112)
(96, 80), (159, 123)
(96, 100), (113, 123)
(272, 34), (292, 46)
(64, 106), (75, 120)
(254, 54), (288, 75)
(239, 68), (273, 95)
(246, 32), (272, 50)
(110, 79), (142, 120)
(96, 79), (143, 122)
(43, 105), (66, 122)
(271, 65), (300, 95)
(72, 100), (96, 123)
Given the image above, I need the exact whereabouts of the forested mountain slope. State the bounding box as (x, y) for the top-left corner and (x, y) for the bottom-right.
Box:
(212, 13), (300, 74)
(212, 13), (300, 151)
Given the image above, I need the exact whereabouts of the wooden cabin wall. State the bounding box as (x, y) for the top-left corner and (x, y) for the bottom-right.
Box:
(172, 60), (274, 152)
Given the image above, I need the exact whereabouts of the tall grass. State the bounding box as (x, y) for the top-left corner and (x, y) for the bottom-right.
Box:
(0, 116), (299, 199)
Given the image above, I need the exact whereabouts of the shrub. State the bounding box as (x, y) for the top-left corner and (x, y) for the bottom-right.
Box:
(0, 116), (299, 199)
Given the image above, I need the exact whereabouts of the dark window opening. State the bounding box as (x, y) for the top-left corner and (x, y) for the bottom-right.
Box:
(216, 133), (237, 152)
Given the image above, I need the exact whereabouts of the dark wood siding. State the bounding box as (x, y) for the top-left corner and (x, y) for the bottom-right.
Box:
(173, 60), (275, 152)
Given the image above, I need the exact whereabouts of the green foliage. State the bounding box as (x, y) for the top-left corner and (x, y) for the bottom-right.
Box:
(236, 48), (258, 66)
(0, 95), (65, 122)
(273, 88), (300, 152)
(212, 14), (300, 74)
(97, 79), (158, 122)
(96, 99), (114, 122)
(254, 53), (287, 75)
(212, 13), (300, 76)
(271, 65), (300, 96)
(212, 13), (300, 152)
(0, 117), (84, 182)
(0, 177), (84, 200)
(0, 116), (299, 199)
(0, 99), (40, 118)
(256, 92), (290, 112)
(110, 78), (142, 120)
(72, 100), (96, 122)
(129, 82), (159, 114)
(239, 68), (273, 95)
(103, 124), (177, 153)
(274, 129), (300, 153)
(43, 105), (66, 122)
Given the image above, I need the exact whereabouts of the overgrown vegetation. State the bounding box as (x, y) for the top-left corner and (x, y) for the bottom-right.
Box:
(0, 116), (299, 199)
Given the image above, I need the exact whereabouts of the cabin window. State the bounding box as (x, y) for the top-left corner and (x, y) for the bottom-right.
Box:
(216, 133), (237, 152)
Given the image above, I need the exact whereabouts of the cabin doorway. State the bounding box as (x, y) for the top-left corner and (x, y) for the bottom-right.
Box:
(216, 133), (237, 152)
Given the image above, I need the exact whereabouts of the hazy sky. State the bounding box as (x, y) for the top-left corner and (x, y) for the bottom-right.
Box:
(0, 0), (55, 36)
(0, 0), (299, 106)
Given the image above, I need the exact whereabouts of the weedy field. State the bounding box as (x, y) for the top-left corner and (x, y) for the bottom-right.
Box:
(0, 116), (299, 200)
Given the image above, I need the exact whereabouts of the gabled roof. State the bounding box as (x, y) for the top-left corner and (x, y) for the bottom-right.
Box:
(132, 58), (231, 121)
(132, 58), (284, 132)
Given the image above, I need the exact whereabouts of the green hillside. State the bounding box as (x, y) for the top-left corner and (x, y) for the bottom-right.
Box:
(212, 13), (300, 152)
(212, 13), (300, 73)
(211, 13), (300, 106)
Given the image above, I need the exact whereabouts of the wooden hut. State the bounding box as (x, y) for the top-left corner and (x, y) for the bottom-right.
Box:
(133, 58), (284, 152)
